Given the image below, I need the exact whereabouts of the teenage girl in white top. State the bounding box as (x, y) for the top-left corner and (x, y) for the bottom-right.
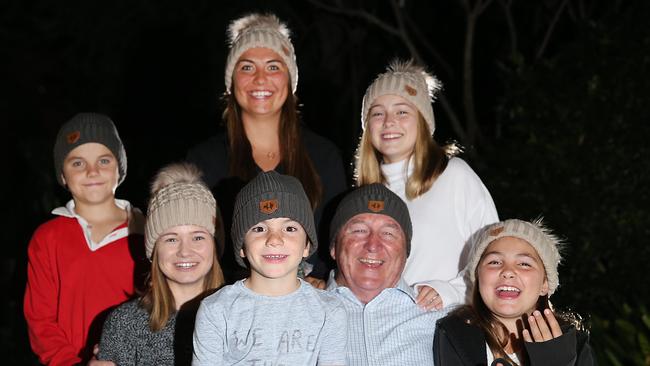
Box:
(355, 59), (498, 309)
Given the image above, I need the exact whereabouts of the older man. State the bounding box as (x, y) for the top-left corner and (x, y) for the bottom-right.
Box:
(327, 183), (447, 366)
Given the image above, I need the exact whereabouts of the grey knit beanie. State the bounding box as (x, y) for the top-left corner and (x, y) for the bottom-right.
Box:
(231, 171), (317, 268)
(361, 59), (442, 134)
(53, 113), (127, 187)
(467, 218), (564, 295)
(224, 13), (298, 94)
(145, 163), (219, 260)
(329, 183), (413, 256)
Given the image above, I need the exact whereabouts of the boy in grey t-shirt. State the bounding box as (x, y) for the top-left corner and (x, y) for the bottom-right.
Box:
(192, 171), (348, 365)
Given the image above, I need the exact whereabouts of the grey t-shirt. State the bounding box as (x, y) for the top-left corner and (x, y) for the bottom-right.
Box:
(193, 279), (348, 365)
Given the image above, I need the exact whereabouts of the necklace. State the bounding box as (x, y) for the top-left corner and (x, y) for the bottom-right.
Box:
(252, 145), (279, 160)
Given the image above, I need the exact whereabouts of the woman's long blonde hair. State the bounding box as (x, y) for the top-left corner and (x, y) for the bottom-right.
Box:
(354, 112), (457, 200)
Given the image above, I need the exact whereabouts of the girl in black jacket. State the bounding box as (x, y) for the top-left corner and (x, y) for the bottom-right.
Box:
(434, 219), (595, 366)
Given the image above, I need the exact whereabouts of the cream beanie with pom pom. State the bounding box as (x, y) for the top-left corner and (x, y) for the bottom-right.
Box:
(361, 59), (442, 134)
(224, 13), (298, 94)
(467, 218), (564, 295)
(144, 163), (219, 260)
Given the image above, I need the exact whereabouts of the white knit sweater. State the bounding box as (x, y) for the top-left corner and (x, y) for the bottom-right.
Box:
(381, 157), (498, 306)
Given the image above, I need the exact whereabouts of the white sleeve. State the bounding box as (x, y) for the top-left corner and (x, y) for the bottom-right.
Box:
(414, 268), (468, 308)
(452, 159), (499, 267)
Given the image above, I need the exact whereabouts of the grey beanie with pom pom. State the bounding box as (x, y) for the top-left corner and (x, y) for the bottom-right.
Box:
(224, 13), (298, 94)
(144, 163), (220, 260)
(361, 59), (442, 134)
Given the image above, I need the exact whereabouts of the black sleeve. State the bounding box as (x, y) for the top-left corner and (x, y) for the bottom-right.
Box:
(305, 131), (348, 225)
(434, 322), (464, 366)
(186, 136), (229, 190)
(525, 327), (596, 366)
(575, 330), (597, 366)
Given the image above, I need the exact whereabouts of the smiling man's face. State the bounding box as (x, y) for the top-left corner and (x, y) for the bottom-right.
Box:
(331, 213), (407, 303)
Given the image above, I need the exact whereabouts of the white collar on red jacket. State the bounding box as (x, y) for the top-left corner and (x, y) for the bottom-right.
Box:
(52, 199), (144, 251)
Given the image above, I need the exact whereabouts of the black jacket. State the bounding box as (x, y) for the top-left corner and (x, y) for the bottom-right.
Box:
(434, 313), (596, 366)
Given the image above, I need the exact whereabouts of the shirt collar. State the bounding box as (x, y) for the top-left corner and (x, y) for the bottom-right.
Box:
(52, 198), (133, 218)
(51, 199), (143, 251)
(380, 156), (415, 187)
(325, 269), (338, 291)
(327, 269), (417, 303)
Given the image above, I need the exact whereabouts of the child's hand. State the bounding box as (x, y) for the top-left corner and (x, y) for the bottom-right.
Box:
(87, 359), (116, 366)
(86, 344), (116, 366)
(522, 309), (563, 343)
(305, 275), (327, 289)
(415, 285), (443, 311)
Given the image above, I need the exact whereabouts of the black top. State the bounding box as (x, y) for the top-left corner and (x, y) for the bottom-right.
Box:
(187, 128), (348, 282)
(434, 312), (596, 366)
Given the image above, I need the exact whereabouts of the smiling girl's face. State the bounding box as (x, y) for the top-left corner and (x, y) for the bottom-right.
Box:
(157, 224), (215, 294)
(367, 94), (419, 164)
(477, 237), (549, 325)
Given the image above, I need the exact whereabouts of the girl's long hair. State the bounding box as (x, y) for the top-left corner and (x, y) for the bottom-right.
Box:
(354, 112), (457, 199)
(223, 91), (322, 209)
(453, 269), (583, 365)
(140, 238), (225, 332)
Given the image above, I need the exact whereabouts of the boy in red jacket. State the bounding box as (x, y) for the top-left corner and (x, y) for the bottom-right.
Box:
(24, 113), (146, 365)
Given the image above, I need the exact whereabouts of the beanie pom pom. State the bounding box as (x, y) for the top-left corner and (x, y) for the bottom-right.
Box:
(145, 162), (218, 259)
(227, 13), (291, 45)
(150, 163), (205, 196)
(386, 59), (442, 99)
(530, 216), (565, 264)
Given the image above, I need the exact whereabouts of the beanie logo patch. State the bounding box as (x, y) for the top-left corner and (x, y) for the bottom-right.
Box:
(368, 200), (384, 212)
(66, 131), (81, 144)
(490, 226), (504, 236)
(260, 199), (279, 214)
(405, 85), (417, 96)
(281, 45), (290, 56)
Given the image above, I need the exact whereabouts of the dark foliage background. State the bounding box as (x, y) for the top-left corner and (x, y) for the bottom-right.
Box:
(2, 1), (649, 364)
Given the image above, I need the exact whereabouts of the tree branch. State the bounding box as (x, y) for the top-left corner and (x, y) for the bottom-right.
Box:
(463, 10), (478, 145)
(306, 0), (468, 143)
(389, 0), (416, 55)
(390, 0), (466, 141)
(306, 0), (401, 36)
(477, 0), (495, 15)
(402, 12), (455, 79)
(498, 0), (518, 57)
(461, 0), (494, 146)
(535, 0), (569, 61)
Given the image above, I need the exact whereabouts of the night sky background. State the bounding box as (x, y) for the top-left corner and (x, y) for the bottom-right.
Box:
(3, 1), (649, 364)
